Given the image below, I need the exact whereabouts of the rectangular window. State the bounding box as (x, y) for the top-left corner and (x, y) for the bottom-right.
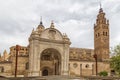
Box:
(0, 66), (4, 73)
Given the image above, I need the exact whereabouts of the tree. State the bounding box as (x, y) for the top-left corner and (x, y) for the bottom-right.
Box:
(110, 43), (120, 76)
(113, 43), (120, 56)
(111, 55), (120, 75)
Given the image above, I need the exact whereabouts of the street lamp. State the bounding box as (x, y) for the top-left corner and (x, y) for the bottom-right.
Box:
(93, 53), (98, 76)
(15, 45), (21, 77)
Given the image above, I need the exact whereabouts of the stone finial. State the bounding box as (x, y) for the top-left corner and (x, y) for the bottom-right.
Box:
(32, 28), (34, 32)
(3, 50), (8, 61)
(107, 20), (109, 24)
(100, 2), (102, 9)
(0, 53), (1, 58)
(3, 50), (7, 55)
(99, 3), (103, 13)
(50, 20), (55, 28)
(63, 33), (68, 38)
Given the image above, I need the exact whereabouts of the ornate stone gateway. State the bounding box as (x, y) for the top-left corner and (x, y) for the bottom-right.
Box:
(28, 21), (71, 76)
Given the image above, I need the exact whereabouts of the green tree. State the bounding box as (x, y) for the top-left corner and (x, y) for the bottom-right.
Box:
(110, 43), (120, 75)
(113, 43), (120, 55)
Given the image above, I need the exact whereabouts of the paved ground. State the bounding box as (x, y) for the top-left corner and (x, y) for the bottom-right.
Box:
(0, 75), (120, 80)
(0, 75), (85, 80)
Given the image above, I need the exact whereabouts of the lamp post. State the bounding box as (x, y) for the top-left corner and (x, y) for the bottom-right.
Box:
(93, 53), (98, 76)
(15, 45), (21, 77)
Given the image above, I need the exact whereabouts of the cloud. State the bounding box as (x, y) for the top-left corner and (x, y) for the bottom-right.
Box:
(0, 0), (120, 54)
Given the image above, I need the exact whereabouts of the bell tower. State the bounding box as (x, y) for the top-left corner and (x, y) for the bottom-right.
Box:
(94, 7), (109, 60)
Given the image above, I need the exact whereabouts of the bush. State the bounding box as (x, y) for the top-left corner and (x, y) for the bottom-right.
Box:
(99, 71), (108, 76)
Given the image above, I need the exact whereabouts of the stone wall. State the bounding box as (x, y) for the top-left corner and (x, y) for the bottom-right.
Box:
(69, 61), (110, 76)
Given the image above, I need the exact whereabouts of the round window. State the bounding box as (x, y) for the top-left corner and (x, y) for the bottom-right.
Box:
(85, 64), (89, 68)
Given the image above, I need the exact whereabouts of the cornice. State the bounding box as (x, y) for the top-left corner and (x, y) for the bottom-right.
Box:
(29, 36), (71, 45)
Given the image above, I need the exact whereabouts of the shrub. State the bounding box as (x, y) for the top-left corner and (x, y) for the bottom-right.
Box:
(99, 71), (108, 76)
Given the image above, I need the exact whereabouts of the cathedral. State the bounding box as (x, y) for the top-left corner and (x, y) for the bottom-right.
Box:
(0, 7), (110, 77)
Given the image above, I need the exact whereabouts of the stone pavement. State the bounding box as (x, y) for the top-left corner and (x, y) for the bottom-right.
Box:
(0, 75), (120, 80)
(0, 75), (85, 80)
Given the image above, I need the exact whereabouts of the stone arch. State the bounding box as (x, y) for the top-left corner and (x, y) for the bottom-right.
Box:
(40, 48), (61, 76)
(41, 67), (52, 76)
(42, 69), (48, 76)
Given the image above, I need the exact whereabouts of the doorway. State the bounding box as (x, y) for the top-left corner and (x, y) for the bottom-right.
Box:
(42, 69), (48, 76)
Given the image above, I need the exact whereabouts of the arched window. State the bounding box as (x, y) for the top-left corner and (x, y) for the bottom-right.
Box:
(98, 33), (100, 37)
(92, 64), (94, 75)
(106, 32), (107, 36)
(85, 64), (89, 68)
(96, 34), (97, 38)
(69, 63), (70, 70)
(103, 32), (105, 36)
(25, 62), (29, 70)
(43, 55), (51, 60)
(80, 64), (82, 76)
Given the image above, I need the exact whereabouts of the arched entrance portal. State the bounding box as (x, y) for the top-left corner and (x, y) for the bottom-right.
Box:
(40, 48), (61, 76)
(42, 69), (48, 76)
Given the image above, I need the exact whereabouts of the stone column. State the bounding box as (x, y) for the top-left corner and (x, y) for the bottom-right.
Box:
(28, 40), (33, 76)
(62, 44), (69, 75)
(28, 40), (40, 76)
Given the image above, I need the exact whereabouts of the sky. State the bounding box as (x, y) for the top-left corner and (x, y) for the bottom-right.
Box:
(0, 0), (120, 54)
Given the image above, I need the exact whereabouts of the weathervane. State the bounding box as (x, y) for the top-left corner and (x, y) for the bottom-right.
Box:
(100, 1), (102, 8)
(40, 16), (42, 25)
(40, 16), (42, 22)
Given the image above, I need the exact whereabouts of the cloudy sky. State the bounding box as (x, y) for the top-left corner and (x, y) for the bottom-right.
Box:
(0, 0), (120, 54)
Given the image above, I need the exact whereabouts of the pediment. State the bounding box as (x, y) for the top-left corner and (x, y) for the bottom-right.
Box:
(40, 28), (63, 41)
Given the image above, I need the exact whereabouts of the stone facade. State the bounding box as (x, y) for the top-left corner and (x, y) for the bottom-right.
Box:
(0, 8), (110, 77)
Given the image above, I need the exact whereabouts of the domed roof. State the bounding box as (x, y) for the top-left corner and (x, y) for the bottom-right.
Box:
(37, 20), (45, 32)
